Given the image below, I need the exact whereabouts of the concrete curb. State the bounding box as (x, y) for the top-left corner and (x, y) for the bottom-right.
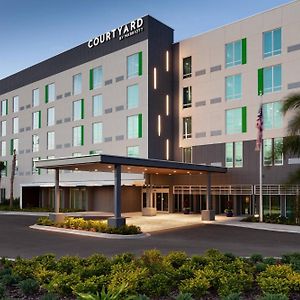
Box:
(30, 224), (151, 239)
(0, 211), (50, 216)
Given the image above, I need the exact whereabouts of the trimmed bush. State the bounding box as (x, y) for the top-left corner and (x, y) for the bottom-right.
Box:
(250, 253), (263, 263)
(0, 283), (5, 298)
(142, 273), (172, 297)
(258, 294), (289, 300)
(18, 278), (39, 295)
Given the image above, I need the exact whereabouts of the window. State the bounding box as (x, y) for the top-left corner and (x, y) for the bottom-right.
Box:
(226, 107), (247, 134)
(127, 114), (142, 139)
(32, 111), (41, 129)
(73, 126), (84, 146)
(225, 143), (234, 168)
(263, 139), (273, 166)
(89, 150), (102, 155)
(183, 117), (192, 139)
(89, 66), (103, 90)
(1, 121), (6, 137)
(73, 99), (84, 121)
(10, 138), (18, 155)
(183, 86), (192, 108)
(47, 107), (55, 126)
(1, 99), (7, 116)
(12, 96), (19, 113)
(183, 56), (192, 78)
(12, 117), (18, 134)
(225, 74), (242, 100)
(32, 157), (40, 175)
(127, 84), (139, 109)
(263, 101), (283, 129)
(47, 131), (55, 150)
(225, 38), (247, 68)
(32, 134), (39, 152)
(73, 73), (82, 95)
(182, 147), (192, 163)
(127, 146), (139, 158)
(1, 141), (6, 157)
(127, 52), (142, 78)
(45, 83), (55, 103)
(258, 64), (282, 95)
(32, 88), (39, 107)
(235, 141), (243, 167)
(92, 122), (103, 144)
(92, 95), (103, 117)
(263, 138), (283, 166)
(274, 137), (283, 166)
(263, 28), (281, 58)
(0, 161), (7, 177)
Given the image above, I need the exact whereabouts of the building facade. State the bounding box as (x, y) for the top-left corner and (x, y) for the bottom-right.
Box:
(0, 2), (300, 218)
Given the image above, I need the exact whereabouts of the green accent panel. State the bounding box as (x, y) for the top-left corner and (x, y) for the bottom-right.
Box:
(242, 106), (247, 133)
(81, 99), (84, 119)
(138, 114), (142, 138)
(138, 52), (142, 76)
(81, 125), (84, 145)
(45, 85), (49, 103)
(38, 111), (41, 128)
(242, 38), (247, 65)
(10, 139), (13, 155)
(89, 150), (95, 154)
(89, 69), (93, 90)
(258, 68), (264, 96)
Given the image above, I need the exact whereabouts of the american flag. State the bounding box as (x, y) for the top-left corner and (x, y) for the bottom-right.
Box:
(255, 105), (263, 151)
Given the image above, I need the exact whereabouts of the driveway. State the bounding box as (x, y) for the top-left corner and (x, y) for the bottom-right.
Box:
(0, 215), (299, 258)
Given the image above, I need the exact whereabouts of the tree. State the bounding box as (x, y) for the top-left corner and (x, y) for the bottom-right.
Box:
(0, 161), (6, 203)
(9, 150), (16, 208)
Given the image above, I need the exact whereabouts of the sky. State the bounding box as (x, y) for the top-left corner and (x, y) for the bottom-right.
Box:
(0, 0), (293, 79)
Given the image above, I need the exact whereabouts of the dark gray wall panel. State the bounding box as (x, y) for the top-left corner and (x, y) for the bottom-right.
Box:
(195, 69), (206, 76)
(288, 82), (300, 89)
(210, 65), (222, 72)
(287, 44), (300, 53)
(195, 100), (206, 107)
(210, 97), (222, 104)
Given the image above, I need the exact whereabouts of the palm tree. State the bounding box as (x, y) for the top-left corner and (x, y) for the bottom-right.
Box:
(0, 161), (6, 203)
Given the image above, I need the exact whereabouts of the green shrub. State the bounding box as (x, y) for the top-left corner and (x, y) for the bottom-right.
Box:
(33, 267), (58, 285)
(190, 255), (208, 268)
(77, 284), (127, 300)
(12, 258), (37, 279)
(127, 295), (150, 300)
(174, 292), (194, 300)
(258, 294), (289, 300)
(18, 278), (39, 295)
(35, 253), (57, 270)
(256, 262), (268, 272)
(1, 273), (20, 286)
(263, 257), (277, 265)
(281, 252), (300, 272)
(72, 275), (107, 295)
(40, 293), (59, 300)
(174, 262), (195, 281)
(55, 255), (81, 274)
(0, 283), (4, 298)
(241, 215), (259, 222)
(250, 253), (263, 263)
(37, 217), (54, 226)
(142, 273), (171, 297)
(164, 251), (189, 269)
(224, 252), (236, 262)
(46, 272), (80, 295)
(0, 267), (12, 278)
(221, 293), (241, 300)
(112, 252), (135, 265)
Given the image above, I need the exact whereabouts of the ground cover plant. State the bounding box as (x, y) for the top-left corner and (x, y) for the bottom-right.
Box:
(0, 249), (299, 299)
(241, 214), (300, 226)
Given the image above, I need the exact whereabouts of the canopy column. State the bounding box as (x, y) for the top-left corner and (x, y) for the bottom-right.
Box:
(201, 172), (215, 221)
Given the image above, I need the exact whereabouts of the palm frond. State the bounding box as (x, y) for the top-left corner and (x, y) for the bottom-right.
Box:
(286, 113), (300, 135)
(283, 136), (300, 156)
(282, 93), (300, 115)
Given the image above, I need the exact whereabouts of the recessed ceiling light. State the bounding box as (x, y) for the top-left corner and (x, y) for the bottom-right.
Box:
(200, 172), (202, 175)
(108, 165), (112, 169)
(144, 168), (148, 171)
(127, 167), (131, 170)
(155, 172), (159, 175)
(173, 170), (177, 173)
(94, 169), (98, 172)
(169, 173), (171, 176)
(75, 168), (78, 171)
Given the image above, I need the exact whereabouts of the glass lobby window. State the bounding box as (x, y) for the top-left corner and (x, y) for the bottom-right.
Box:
(47, 131), (55, 150)
(235, 141), (243, 167)
(73, 126), (84, 146)
(225, 74), (242, 100)
(32, 88), (39, 107)
(92, 95), (103, 117)
(274, 137), (283, 166)
(183, 86), (192, 108)
(92, 122), (103, 144)
(73, 99), (84, 121)
(127, 52), (142, 78)
(183, 56), (192, 78)
(127, 84), (139, 109)
(1, 141), (6, 157)
(47, 83), (55, 102)
(32, 111), (41, 129)
(127, 146), (139, 158)
(1, 121), (6, 137)
(263, 101), (283, 129)
(1, 99), (7, 116)
(47, 107), (55, 126)
(263, 28), (281, 58)
(263, 139), (272, 166)
(183, 117), (192, 139)
(12, 96), (19, 113)
(226, 40), (242, 68)
(182, 147), (192, 163)
(73, 73), (82, 95)
(263, 64), (281, 94)
(32, 134), (39, 152)
(12, 117), (18, 134)
(225, 142), (233, 168)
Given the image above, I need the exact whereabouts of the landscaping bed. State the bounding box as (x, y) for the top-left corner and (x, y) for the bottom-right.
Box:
(241, 214), (300, 226)
(0, 250), (299, 299)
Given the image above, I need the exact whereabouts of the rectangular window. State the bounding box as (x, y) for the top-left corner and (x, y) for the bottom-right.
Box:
(73, 126), (84, 146)
(183, 56), (192, 78)
(10, 138), (18, 155)
(73, 73), (82, 95)
(12, 117), (18, 134)
(183, 116), (192, 139)
(263, 28), (281, 58)
(47, 107), (55, 126)
(0, 161), (7, 177)
(32, 157), (40, 175)
(225, 74), (242, 100)
(32, 88), (39, 107)
(92, 122), (103, 144)
(1, 121), (6, 137)
(90, 66), (103, 90)
(263, 139), (272, 166)
(1, 141), (6, 157)
(32, 111), (41, 129)
(127, 84), (139, 109)
(45, 83), (55, 103)
(263, 101), (283, 129)
(1, 99), (8, 116)
(226, 107), (247, 134)
(12, 96), (19, 113)
(92, 94), (103, 117)
(183, 86), (192, 108)
(182, 147), (192, 163)
(226, 39), (247, 68)
(47, 131), (55, 150)
(274, 137), (283, 166)
(127, 52), (142, 78)
(262, 64), (282, 94)
(73, 99), (84, 121)
(235, 141), (243, 168)
(32, 134), (39, 152)
(225, 143), (234, 168)
(127, 115), (138, 139)
(127, 146), (139, 158)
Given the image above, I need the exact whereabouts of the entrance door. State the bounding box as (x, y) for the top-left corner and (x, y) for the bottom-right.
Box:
(155, 192), (169, 212)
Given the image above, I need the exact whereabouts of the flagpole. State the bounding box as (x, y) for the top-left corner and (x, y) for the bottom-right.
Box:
(259, 143), (263, 222)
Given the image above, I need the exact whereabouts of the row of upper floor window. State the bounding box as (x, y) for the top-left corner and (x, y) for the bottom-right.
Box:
(182, 100), (282, 139)
(182, 137), (284, 167)
(182, 64), (282, 108)
(0, 51), (143, 115)
(182, 28), (282, 78)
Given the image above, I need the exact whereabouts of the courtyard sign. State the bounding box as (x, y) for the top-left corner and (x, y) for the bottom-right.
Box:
(88, 18), (144, 48)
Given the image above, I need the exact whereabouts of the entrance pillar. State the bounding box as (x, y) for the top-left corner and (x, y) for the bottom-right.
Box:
(142, 174), (157, 216)
(108, 164), (126, 228)
(201, 172), (215, 221)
